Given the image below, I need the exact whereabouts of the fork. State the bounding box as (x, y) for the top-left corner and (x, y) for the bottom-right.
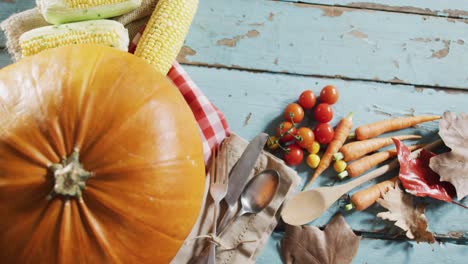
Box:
(207, 142), (228, 264)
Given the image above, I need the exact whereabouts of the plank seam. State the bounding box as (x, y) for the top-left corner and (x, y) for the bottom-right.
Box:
(180, 62), (467, 92)
(273, 0), (468, 20)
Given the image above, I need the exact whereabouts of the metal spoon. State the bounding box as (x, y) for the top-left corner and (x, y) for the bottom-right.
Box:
(222, 169), (280, 231)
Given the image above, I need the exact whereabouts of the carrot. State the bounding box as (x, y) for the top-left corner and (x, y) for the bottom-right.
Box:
(348, 177), (398, 211)
(355, 115), (441, 140)
(304, 113), (353, 189)
(340, 144), (424, 179)
(335, 134), (421, 162)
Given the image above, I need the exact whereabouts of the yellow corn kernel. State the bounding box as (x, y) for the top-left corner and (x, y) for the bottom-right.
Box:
(306, 154), (320, 169)
(19, 20), (129, 57)
(134, 0), (198, 75)
(334, 160), (347, 173)
(307, 141), (320, 154)
(65, 0), (127, 9)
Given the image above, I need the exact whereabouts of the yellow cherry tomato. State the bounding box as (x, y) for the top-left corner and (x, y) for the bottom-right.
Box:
(267, 136), (279, 150)
(306, 154), (320, 169)
(333, 160), (347, 173)
(307, 141), (320, 154)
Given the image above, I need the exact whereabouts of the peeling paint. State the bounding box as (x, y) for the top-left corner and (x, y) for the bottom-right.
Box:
(321, 6), (344, 17)
(447, 18), (468, 24)
(268, 12), (274, 21)
(415, 87), (424, 93)
(392, 60), (400, 69)
(246, 30), (260, 38)
(457, 39), (465, 45)
(390, 77), (404, 83)
(411, 37), (432, 43)
(348, 30), (368, 39)
(274, 58), (279, 65)
(431, 40), (451, 59)
(443, 9), (468, 18)
(216, 30), (260, 47)
(176, 46), (196, 63)
(447, 231), (465, 239)
(248, 22), (265, 26)
(348, 2), (436, 16)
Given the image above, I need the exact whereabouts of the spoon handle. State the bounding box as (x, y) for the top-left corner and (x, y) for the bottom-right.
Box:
(336, 139), (442, 194)
(218, 208), (247, 236)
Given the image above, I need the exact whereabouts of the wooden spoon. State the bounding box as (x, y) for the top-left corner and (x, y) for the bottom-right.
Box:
(281, 139), (442, 225)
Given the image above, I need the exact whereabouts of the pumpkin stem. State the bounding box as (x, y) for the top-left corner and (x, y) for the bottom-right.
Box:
(49, 149), (92, 199)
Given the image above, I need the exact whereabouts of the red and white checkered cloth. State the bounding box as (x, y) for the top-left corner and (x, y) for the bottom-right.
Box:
(129, 30), (230, 164)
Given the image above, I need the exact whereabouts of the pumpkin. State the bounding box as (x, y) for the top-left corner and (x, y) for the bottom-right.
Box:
(0, 44), (206, 263)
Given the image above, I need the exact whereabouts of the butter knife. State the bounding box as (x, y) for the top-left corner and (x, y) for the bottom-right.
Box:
(217, 132), (269, 232)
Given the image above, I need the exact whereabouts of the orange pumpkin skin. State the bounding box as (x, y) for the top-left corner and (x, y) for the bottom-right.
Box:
(0, 45), (205, 263)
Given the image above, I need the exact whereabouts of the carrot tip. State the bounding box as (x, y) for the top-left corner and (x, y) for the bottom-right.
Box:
(338, 171), (349, 180)
(344, 203), (354, 211)
(347, 132), (356, 140)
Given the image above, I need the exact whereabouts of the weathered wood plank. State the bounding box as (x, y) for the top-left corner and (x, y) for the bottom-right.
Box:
(178, 0), (468, 89)
(2, 51), (467, 237)
(280, 0), (468, 19)
(257, 232), (468, 264)
(0, 1), (36, 47)
(182, 64), (468, 236)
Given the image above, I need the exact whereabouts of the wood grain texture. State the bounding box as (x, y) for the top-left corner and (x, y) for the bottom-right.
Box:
(258, 232), (468, 264)
(182, 65), (468, 236)
(179, 0), (468, 89)
(280, 0), (468, 19)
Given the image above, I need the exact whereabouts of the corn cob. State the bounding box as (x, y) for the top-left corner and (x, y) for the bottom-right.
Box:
(19, 19), (129, 57)
(37, 0), (142, 24)
(134, 0), (198, 75)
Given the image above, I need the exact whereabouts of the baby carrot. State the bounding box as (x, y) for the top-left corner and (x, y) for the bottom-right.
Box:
(340, 144), (424, 179)
(335, 134), (421, 162)
(348, 177), (398, 211)
(355, 115), (441, 140)
(304, 113), (353, 189)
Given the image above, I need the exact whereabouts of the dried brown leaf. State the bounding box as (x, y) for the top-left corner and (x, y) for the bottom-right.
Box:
(429, 112), (468, 200)
(377, 185), (435, 243)
(280, 214), (360, 264)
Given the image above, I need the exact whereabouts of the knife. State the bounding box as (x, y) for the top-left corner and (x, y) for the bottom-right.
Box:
(217, 132), (269, 232)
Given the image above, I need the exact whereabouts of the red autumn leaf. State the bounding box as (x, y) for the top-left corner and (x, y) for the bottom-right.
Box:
(393, 138), (456, 202)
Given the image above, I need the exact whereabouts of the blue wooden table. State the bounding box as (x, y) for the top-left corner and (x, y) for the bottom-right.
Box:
(1, 1), (467, 263)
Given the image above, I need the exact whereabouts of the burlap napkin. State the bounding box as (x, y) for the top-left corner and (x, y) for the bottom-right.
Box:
(172, 133), (301, 264)
(0, 0), (158, 61)
(1, 3), (302, 263)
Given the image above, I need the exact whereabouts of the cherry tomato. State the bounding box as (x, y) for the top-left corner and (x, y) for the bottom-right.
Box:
(277, 121), (297, 142)
(298, 90), (316, 109)
(320, 85), (339, 104)
(314, 123), (335, 144)
(296, 127), (314, 149)
(314, 103), (333, 123)
(267, 136), (280, 150)
(284, 103), (304, 123)
(284, 144), (304, 166)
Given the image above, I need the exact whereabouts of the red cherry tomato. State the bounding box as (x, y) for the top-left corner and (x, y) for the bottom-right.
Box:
(296, 127), (314, 149)
(298, 90), (316, 109)
(314, 103), (333, 123)
(320, 85), (339, 105)
(284, 103), (304, 123)
(314, 123), (335, 144)
(284, 144), (304, 166)
(277, 121), (297, 142)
